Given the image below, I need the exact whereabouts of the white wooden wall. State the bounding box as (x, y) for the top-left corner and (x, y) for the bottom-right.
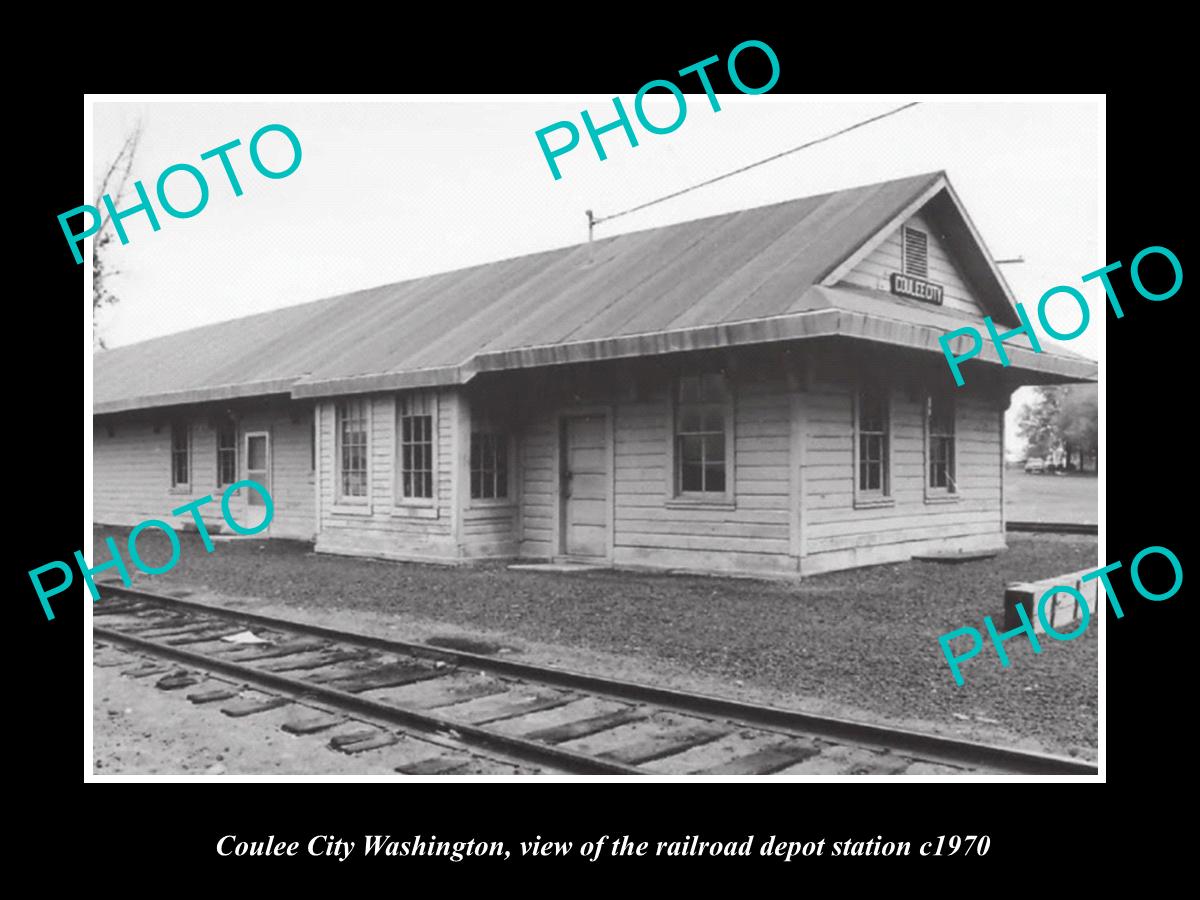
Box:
(518, 376), (793, 576)
(800, 380), (1004, 574)
(458, 396), (521, 559)
(314, 390), (459, 561)
(93, 400), (316, 540)
(838, 212), (988, 319)
(517, 368), (1004, 577)
(95, 370), (1006, 577)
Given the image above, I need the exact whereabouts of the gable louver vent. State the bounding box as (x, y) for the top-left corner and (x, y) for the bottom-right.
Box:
(902, 226), (929, 279)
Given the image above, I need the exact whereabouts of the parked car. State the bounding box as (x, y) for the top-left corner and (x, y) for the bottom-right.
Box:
(1024, 457), (1046, 474)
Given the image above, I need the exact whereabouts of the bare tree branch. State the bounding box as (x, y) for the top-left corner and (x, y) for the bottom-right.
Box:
(94, 120), (142, 236)
(93, 119), (144, 350)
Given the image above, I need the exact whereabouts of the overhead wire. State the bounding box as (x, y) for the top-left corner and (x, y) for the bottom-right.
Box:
(592, 102), (922, 229)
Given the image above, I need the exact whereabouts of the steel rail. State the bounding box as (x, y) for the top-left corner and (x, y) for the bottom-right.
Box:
(94, 623), (642, 776)
(96, 585), (1098, 776)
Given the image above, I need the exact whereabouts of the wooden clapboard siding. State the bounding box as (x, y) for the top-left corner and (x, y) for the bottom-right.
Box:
(457, 394), (521, 559)
(94, 401), (316, 540)
(838, 212), (987, 319)
(612, 378), (791, 566)
(802, 382), (1004, 570)
(519, 418), (557, 557)
(99, 347), (1009, 578)
(514, 374), (795, 573)
(226, 407), (315, 540)
(95, 421), (191, 528)
(314, 389), (460, 561)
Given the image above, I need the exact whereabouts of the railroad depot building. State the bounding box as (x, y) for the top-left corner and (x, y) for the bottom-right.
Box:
(93, 172), (1096, 577)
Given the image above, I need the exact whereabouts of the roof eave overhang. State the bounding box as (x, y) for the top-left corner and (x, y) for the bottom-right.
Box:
(93, 377), (299, 416)
(285, 308), (1094, 400)
(95, 310), (1094, 412)
(95, 309), (1095, 412)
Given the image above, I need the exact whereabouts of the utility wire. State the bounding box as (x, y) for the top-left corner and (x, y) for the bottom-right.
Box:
(592, 102), (922, 229)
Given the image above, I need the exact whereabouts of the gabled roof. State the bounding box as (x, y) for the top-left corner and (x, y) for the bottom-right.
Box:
(95, 172), (1095, 414)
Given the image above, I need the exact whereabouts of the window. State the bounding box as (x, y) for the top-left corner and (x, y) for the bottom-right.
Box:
(675, 372), (729, 496)
(902, 225), (929, 279)
(470, 431), (508, 500)
(170, 423), (189, 488)
(336, 399), (369, 500)
(216, 422), (237, 487)
(927, 394), (957, 493)
(856, 389), (890, 497)
(398, 393), (435, 502)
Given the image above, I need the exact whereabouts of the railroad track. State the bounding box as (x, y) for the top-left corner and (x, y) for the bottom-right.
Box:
(1006, 521), (1098, 535)
(93, 585), (1097, 776)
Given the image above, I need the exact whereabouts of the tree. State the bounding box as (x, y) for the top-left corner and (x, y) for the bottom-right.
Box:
(1017, 386), (1062, 457)
(1058, 383), (1098, 470)
(93, 122), (142, 349)
(1017, 383), (1098, 471)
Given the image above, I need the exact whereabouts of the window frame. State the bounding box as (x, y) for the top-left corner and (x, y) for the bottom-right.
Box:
(395, 391), (438, 513)
(334, 398), (371, 509)
(469, 426), (514, 507)
(216, 420), (238, 489)
(853, 386), (894, 508)
(169, 422), (191, 492)
(924, 392), (959, 503)
(667, 370), (735, 507)
(902, 224), (929, 279)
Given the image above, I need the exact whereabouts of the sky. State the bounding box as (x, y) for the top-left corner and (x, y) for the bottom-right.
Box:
(90, 97), (1102, 454)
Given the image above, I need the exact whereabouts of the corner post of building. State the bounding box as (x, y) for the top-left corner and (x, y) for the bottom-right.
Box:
(786, 350), (810, 573)
(1000, 380), (1013, 539)
(312, 400), (322, 540)
(451, 389), (471, 557)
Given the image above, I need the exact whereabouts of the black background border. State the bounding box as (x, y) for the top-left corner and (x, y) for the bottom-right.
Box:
(15, 26), (1189, 882)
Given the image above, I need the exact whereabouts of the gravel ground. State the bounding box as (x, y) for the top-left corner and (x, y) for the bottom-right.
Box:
(94, 526), (1099, 758)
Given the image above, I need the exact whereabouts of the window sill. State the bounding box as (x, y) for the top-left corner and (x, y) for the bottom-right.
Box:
(665, 498), (736, 511)
(468, 499), (516, 510)
(924, 493), (961, 505)
(167, 487), (192, 496)
(854, 496), (895, 510)
(392, 504), (439, 519)
(331, 503), (372, 516)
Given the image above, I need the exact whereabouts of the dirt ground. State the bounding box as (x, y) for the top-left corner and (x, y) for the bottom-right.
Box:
(1004, 470), (1097, 524)
(93, 527), (1099, 765)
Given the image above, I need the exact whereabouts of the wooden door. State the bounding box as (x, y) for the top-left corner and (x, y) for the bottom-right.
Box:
(244, 431), (271, 518)
(561, 414), (609, 559)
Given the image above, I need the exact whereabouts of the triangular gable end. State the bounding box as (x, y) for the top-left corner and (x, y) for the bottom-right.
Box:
(819, 174), (1021, 326)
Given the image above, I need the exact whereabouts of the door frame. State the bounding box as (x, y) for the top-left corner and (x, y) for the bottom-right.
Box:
(243, 430), (272, 532)
(554, 405), (615, 562)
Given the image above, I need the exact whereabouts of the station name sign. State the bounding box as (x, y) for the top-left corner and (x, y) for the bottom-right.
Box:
(891, 273), (944, 305)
